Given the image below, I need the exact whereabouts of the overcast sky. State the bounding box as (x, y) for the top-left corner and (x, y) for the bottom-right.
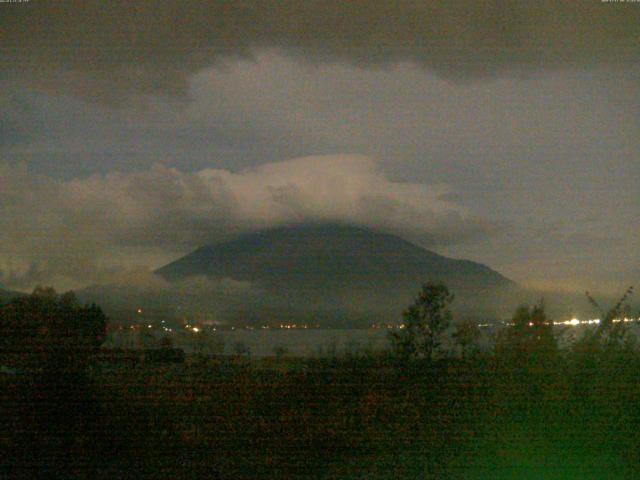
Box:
(0, 1), (638, 294)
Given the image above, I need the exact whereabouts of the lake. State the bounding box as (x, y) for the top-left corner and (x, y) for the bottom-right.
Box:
(104, 322), (640, 357)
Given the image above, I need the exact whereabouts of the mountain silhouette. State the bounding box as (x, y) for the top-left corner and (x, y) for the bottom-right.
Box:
(154, 224), (522, 326)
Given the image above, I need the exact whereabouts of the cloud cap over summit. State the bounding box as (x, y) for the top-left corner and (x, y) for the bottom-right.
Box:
(0, 155), (490, 290)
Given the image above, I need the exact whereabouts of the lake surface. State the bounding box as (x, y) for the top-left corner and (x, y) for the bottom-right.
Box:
(104, 323), (640, 357)
(106, 328), (396, 357)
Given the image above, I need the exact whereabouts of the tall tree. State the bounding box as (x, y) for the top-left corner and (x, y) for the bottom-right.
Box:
(390, 282), (454, 361)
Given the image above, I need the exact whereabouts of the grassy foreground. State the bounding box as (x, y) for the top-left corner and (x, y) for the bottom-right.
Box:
(4, 348), (640, 479)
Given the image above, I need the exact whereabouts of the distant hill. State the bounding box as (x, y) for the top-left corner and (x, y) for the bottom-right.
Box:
(0, 286), (24, 304)
(154, 224), (525, 326)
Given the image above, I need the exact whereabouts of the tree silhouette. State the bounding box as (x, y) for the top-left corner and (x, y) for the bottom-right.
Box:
(453, 319), (481, 358)
(585, 286), (634, 347)
(0, 287), (108, 474)
(496, 302), (556, 362)
(0, 286), (107, 373)
(390, 282), (454, 361)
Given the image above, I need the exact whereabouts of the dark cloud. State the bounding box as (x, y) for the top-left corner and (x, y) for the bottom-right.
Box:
(2, 1), (638, 101)
(0, 94), (43, 148)
(1, 2), (637, 295)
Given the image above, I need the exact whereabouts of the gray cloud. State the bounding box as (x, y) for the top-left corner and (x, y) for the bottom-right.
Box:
(1, 53), (637, 294)
(1, 3), (636, 296)
(0, 154), (491, 289)
(2, 1), (638, 101)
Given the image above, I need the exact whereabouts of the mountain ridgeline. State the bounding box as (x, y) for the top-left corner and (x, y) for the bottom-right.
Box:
(155, 224), (523, 326)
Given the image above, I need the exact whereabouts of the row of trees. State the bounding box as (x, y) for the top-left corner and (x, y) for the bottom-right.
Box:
(2, 283), (635, 367)
(0, 286), (107, 373)
(1, 287), (109, 475)
(390, 282), (635, 362)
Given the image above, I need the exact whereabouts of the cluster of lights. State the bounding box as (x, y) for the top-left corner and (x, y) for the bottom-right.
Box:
(372, 318), (640, 330)
(123, 315), (639, 334)
(552, 317), (639, 326)
(555, 318), (600, 326)
(278, 324), (311, 329)
(612, 317), (636, 324)
(512, 317), (639, 327)
(127, 315), (325, 332)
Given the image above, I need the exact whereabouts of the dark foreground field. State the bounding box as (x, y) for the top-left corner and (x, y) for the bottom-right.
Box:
(3, 349), (640, 479)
